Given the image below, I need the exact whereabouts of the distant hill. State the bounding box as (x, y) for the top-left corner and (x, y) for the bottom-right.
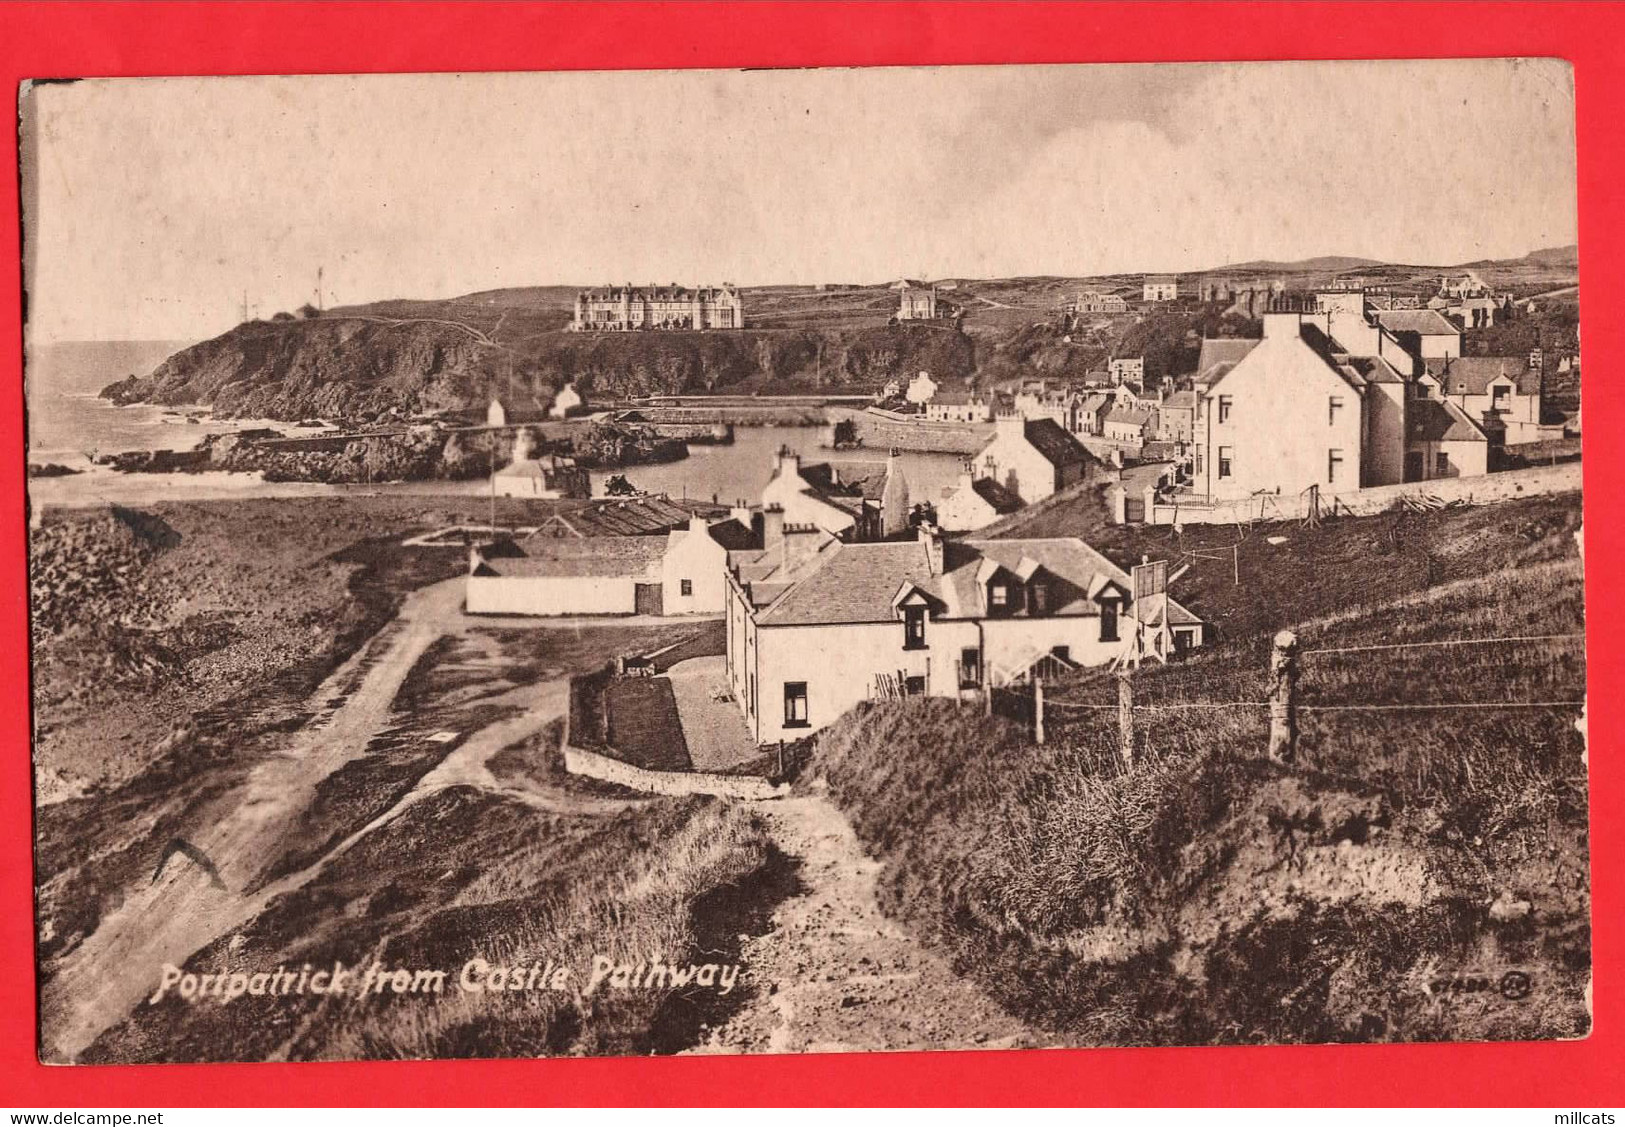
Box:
(1206, 255), (1385, 275)
(1502, 245), (1578, 268)
(1211, 246), (1579, 276)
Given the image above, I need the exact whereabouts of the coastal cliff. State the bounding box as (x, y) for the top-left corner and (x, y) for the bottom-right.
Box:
(102, 309), (978, 422)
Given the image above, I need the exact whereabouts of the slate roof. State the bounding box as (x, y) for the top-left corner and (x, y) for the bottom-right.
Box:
(1106, 407), (1156, 428)
(1375, 309), (1462, 337)
(702, 518), (758, 552)
(1020, 418), (1095, 469)
(495, 454), (578, 479)
(474, 537), (668, 579)
(1410, 398), (1489, 443)
(970, 477), (1025, 514)
(1424, 356), (1541, 396)
(1344, 355), (1406, 385)
(800, 460), (886, 496)
(1196, 337), (1261, 377)
(1161, 390), (1198, 410)
(529, 496), (720, 538)
(756, 540), (935, 625)
(929, 388), (987, 405)
(753, 535), (1199, 629)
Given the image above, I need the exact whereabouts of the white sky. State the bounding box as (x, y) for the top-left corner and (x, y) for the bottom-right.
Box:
(21, 59), (1577, 342)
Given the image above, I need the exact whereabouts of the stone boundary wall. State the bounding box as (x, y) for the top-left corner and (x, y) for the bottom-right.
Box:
(824, 406), (992, 454)
(561, 745), (790, 800)
(1148, 462), (1581, 526)
(560, 674), (788, 800)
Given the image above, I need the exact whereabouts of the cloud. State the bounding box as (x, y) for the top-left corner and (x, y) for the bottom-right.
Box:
(22, 60), (1577, 341)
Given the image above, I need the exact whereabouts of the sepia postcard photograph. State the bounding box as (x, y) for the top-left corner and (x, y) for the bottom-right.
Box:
(21, 58), (1588, 1066)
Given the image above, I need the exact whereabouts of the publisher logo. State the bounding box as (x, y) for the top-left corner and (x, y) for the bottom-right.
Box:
(1499, 970), (1533, 1000)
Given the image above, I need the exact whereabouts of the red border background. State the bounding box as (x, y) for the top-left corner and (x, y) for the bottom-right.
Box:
(1, 2), (1617, 1107)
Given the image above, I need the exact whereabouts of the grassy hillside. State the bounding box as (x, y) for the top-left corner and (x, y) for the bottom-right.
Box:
(83, 788), (777, 1062)
(815, 494), (1588, 1045)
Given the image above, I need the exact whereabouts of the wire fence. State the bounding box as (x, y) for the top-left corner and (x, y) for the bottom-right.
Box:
(995, 629), (1587, 762)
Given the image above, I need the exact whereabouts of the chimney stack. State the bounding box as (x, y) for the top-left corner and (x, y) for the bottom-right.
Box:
(762, 505), (785, 551)
(918, 521), (945, 576)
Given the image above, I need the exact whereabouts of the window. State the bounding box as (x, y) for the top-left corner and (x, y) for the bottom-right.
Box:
(1328, 448), (1344, 484)
(1030, 583), (1049, 614)
(1436, 452), (1450, 475)
(903, 605), (928, 649)
(1100, 600), (1119, 643)
(989, 584), (1010, 613)
(1195, 448), (1204, 473)
(679, 578), (693, 597)
(1492, 383), (1510, 409)
(783, 682), (808, 728)
(1217, 395), (1233, 424)
(1329, 396), (1343, 426)
(1218, 446), (1233, 478)
(960, 647), (981, 688)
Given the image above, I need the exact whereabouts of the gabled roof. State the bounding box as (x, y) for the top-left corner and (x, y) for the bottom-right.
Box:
(1196, 337), (1261, 377)
(495, 454), (577, 479)
(1374, 309), (1462, 337)
(1017, 418), (1096, 469)
(756, 540), (936, 625)
(1200, 326), (1366, 394)
(529, 496), (718, 538)
(1423, 355), (1541, 396)
(1410, 398), (1489, 443)
(751, 535), (1201, 628)
(703, 518), (758, 552)
(1105, 407), (1155, 428)
(1344, 356), (1406, 385)
(930, 388), (985, 405)
(1161, 390), (1198, 409)
(970, 476), (1024, 514)
(475, 536), (668, 579)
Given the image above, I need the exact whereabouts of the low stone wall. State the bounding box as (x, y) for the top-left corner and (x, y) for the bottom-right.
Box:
(561, 744), (790, 800)
(1148, 462), (1582, 525)
(824, 406), (992, 454)
(560, 671), (788, 800)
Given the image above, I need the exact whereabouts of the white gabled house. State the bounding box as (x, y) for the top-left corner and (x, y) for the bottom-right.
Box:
(724, 524), (1203, 744)
(468, 511), (756, 617)
(937, 471), (1024, 532)
(1189, 309), (1496, 503)
(974, 415), (1104, 505)
(1424, 355), (1555, 445)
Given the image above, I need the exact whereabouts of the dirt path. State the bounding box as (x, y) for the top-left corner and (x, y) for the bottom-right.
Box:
(693, 787), (1042, 1055)
(40, 578), (488, 1062)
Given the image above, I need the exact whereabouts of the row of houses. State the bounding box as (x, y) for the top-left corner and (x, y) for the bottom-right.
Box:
(465, 407), (1189, 746)
(1185, 293), (1555, 503)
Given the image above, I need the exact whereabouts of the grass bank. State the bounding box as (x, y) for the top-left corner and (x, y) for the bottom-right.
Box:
(815, 503), (1588, 1045)
(82, 786), (779, 1061)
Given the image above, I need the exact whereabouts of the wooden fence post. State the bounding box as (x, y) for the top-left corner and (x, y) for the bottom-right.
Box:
(1117, 672), (1135, 770)
(1034, 675), (1046, 745)
(1268, 630), (1299, 762)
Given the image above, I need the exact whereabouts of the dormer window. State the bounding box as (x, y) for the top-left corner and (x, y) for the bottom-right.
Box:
(1030, 583), (1050, 615)
(903, 605), (927, 650)
(989, 583), (1011, 614)
(1099, 599), (1119, 643)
